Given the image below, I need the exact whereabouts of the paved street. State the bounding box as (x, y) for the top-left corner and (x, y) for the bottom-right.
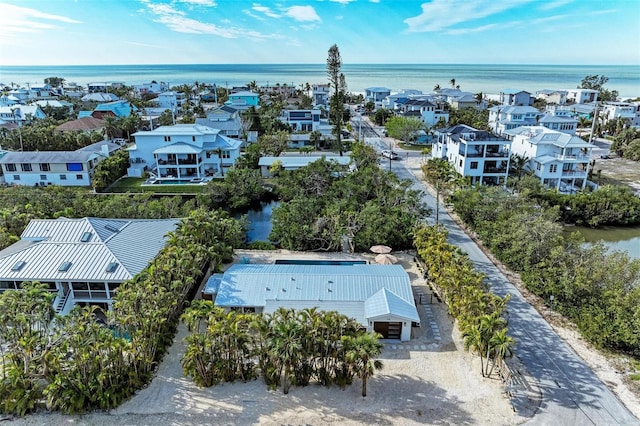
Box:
(364, 134), (639, 425)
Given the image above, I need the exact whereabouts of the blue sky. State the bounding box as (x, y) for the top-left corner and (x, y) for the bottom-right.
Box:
(1, 0), (639, 65)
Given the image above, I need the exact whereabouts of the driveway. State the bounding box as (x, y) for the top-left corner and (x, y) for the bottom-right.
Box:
(381, 144), (639, 425)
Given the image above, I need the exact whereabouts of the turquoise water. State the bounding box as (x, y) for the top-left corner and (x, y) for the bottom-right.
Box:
(274, 259), (368, 265)
(154, 179), (193, 185)
(2, 64), (638, 98)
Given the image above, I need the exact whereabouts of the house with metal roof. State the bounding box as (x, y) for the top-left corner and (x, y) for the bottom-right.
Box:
(215, 263), (420, 341)
(127, 124), (242, 179)
(0, 217), (180, 315)
(505, 126), (596, 193)
(0, 141), (120, 187)
(258, 155), (352, 178)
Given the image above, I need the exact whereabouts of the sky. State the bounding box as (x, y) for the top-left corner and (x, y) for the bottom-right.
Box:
(0, 0), (639, 66)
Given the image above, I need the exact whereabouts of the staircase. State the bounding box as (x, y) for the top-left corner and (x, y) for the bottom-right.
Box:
(54, 292), (71, 314)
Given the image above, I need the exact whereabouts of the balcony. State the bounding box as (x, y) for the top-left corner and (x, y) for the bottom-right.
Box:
(562, 170), (587, 177)
(555, 154), (590, 161)
(483, 166), (508, 174)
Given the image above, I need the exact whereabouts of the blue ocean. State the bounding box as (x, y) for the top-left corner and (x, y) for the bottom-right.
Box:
(1, 64), (638, 98)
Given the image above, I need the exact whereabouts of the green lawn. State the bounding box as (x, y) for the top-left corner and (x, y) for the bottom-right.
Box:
(106, 177), (207, 194)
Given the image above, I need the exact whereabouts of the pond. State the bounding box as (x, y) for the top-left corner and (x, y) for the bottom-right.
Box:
(241, 201), (280, 242)
(571, 225), (640, 260)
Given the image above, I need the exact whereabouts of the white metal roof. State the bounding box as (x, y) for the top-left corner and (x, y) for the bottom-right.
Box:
(0, 217), (179, 283)
(153, 143), (201, 154)
(215, 264), (418, 323)
(258, 156), (351, 168)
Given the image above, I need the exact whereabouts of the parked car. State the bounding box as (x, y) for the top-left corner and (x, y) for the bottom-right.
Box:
(381, 150), (399, 160)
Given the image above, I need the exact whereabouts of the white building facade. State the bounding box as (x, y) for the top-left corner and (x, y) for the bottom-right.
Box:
(127, 124), (241, 179)
(506, 126), (596, 193)
(432, 124), (511, 186)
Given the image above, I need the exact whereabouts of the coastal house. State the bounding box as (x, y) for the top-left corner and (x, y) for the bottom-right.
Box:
(432, 124), (511, 186)
(499, 89), (533, 106)
(505, 126), (596, 193)
(81, 93), (120, 103)
(156, 91), (186, 112)
(135, 81), (169, 96)
(34, 99), (74, 115)
(226, 91), (259, 109)
(365, 87), (392, 107)
(214, 263), (420, 341)
(55, 116), (105, 134)
(600, 101), (639, 127)
(87, 82), (124, 93)
(396, 99), (449, 127)
(78, 100), (137, 120)
(312, 84), (330, 106)
(566, 89), (598, 104)
(0, 104), (46, 125)
(0, 217), (180, 315)
(0, 141), (120, 187)
(535, 89), (568, 105)
(279, 108), (321, 132)
(381, 90), (425, 110)
(127, 124), (241, 180)
(537, 111), (578, 134)
(449, 93), (484, 110)
(488, 105), (541, 135)
(258, 155), (352, 178)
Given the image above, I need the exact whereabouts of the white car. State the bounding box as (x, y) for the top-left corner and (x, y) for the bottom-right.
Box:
(381, 150), (399, 160)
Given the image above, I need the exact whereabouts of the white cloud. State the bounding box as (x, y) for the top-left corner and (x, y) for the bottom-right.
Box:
(252, 4), (281, 18)
(404, 0), (532, 33)
(285, 5), (321, 22)
(0, 3), (80, 39)
(330, 0), (356, 4)
(141, 0), (281, 39)
(370, 0), (381, 3)
(446, 23), (498, 35)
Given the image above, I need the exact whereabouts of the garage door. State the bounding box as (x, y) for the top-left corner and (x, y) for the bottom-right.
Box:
(374, 322), (402, 339)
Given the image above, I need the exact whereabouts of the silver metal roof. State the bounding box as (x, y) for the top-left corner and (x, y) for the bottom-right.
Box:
(0, 217), (179, 283)
(215, 264), (418, 322)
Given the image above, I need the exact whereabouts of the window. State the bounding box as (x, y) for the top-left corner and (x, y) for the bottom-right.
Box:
(39, 163), (50, 171)
(40, 175), (47, 180)
(222, 150), (231, 159)
(76, 174), (83, 180)
(470, 161), (478, 169)
(66, 163), (83, 171)
(21, 163), (32, 172)
(192, 136), (196, 142)
(60, 174), (67, 180)
(164, 136), (171, 142)
(58, 261), (72, 272)
(549, 164), (558, 173)
(13, 175), (20, 180)
(6, 164), (16, 172)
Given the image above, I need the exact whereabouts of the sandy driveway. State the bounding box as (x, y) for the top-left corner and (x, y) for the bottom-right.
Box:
(13, 250), (524, 426)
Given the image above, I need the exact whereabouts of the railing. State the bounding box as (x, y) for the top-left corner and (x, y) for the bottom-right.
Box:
(483, 167), (508, 174)
(561, 170), (586, 176)
(555, 154), (590, 161)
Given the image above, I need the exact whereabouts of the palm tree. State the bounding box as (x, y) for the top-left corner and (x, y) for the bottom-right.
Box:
(509, 153), (530, 181)
(422, 158), (459, 225)
(450, 78), (456, 88)
(103, 116), (119, 140)
(344, 333), (384, 397)
(269, 318), (302, 394)
(486, 328), (515, 378)
(434, 84), (441, 91)
(462, 324), (486, 376)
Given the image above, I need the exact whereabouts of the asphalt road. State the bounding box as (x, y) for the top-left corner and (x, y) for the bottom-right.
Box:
(364, 135), (639, 425)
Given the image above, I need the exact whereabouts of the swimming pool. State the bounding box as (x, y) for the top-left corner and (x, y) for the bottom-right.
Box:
(274, 259), (368, 266)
